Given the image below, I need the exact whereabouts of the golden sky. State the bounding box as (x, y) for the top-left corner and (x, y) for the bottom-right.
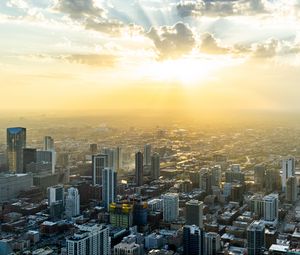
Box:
(1, 0), (300, 115)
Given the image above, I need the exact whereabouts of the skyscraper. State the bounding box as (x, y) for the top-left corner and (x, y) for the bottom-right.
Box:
(144, 144), (151, 166)
(92, 154), (108, 186)
(186, 200), (203, 228)
(115, 147), (122, 171)
(281, 157), (295, 192)
(48, 185), (64, 206)
(103, 148), (116, 170)
(151, 153), (160, 180)
(135, 152), (143, 186)
(102, 167), (117, 210)
(183, 225), (204, 255)
(247, 221), (265, 255)
(23, 148), (36, 173)
(44, 136), (56, 174)
(7, 127), (26, 173)
(162, 193), (179, 222)
(286, 176), (298, 203)
(66, 224), (110, 255)
(65, 187), (80, 218)
(254, 164), (266, 189)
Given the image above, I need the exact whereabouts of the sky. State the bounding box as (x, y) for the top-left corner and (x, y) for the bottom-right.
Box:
(1, 0), (300, 117)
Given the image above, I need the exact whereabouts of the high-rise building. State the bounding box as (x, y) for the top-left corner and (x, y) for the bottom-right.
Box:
(102, 148), (116, 170)
(162, 193), (179, 222)
(133, 201), (148, 229)
(211, 165), (222, 187)
(151, 153), (160, 180)
(113, 235), (143, 255)
(65, 187), (80, 218)
(48, 185), (64, 206)
(281, 157), (295, 192)
(254, 164), (266, 189)
(44, 136), (56, 174)
(186, 200), (203, 228)
(109, 203), (133, 229)
(7, 127), (26, 173)
(199, 168), (213, 194)
(92, 154), (108, 186)
(247, 221), (265, 255)
(102, 168), (117, 210)
(183, 225), (204, 255)
(249, 194), (264, 218)
(231, 164), (241, 172)
(135, 152), (143, 186)
(89, 144), (98, 155)
(144, 144), (152, 166)
(225, 171), (245, 184)
(23, 148), (37, 173)
(204, 232), (221, 255)
(265, 169), (281, 193)
(115, 147), (122, 171)
(286, 176), (298, 203)
(66, 224), (110, 255)
(263, 193), (278, 222)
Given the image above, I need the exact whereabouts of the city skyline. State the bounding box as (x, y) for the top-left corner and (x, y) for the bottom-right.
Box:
(1, 0), (300, 115)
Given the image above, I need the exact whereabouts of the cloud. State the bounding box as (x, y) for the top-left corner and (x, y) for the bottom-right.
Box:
(147, 22), (196, 59)
(66, 54), (117, 67)
(54, 0), (104, 19)
(177, 0), (268, 17)
(252, 38), (279, 58)
(200, 32), (229, 54)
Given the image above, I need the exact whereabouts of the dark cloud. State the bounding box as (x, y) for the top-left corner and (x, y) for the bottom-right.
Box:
(54, 0), (104, 19)
(66, 54), (117, 67)
(200, 32), (229, 54)
(147, 22), (196, 60)
(177, 0), (268, 17)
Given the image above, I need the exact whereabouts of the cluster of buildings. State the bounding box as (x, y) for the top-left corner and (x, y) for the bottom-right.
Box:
(0, 126), (299, 254)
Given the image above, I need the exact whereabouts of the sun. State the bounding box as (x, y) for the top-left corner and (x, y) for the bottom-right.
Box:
(137, 54), (239, 87)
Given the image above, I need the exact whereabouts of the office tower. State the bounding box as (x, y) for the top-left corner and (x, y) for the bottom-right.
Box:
(102, 167), (117, 210)
(89, 143), (98, 155)
(65, 187), (80, 218)
(183, 225), (204, 255)
(199, 168), (213, 194)
(211, 165), (222, 187)
(92, 154), (108, 186)
(148, 198), (163, 212)
(263, 193), (278, 222)
(36, 150), (53, 173)
(144, 144), (152, 166)
(281, 157), (295, 192)
(223, 183), (232, 197)
(186, 200), (203, 228)
(109, 203), (133, 229)
(44, 136), (56, 174)
(254, 164), (266, 189)
(231, 184), (244, 204)
(265, 169), (281, 193)
(286, 176), (298, 203)
(151, 153), (160, 180)
(48, 185), (64, 206)
(102, 148), (116, 170)
(23, 148), (37, 172)
(7, 127), (26, 173)
(66, 224), (110, 255)
(190, 171), (201, 188)
(204, 232), (221, 255)
(247, 221), (265, 255)
(133, 201), (148, 229)
(115, 147), (122, 171)
(162, 193), (179, 222)
(135, 152), (143, 186)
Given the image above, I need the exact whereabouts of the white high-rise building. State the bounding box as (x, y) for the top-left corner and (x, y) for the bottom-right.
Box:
(162, 193), (179, 222)
(65, 187), (80, 218)
(263, 193), (278, 222)
(66, 224), (110, 255)
(281, 157), (295, 191)
(144, 144), (152, 166)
